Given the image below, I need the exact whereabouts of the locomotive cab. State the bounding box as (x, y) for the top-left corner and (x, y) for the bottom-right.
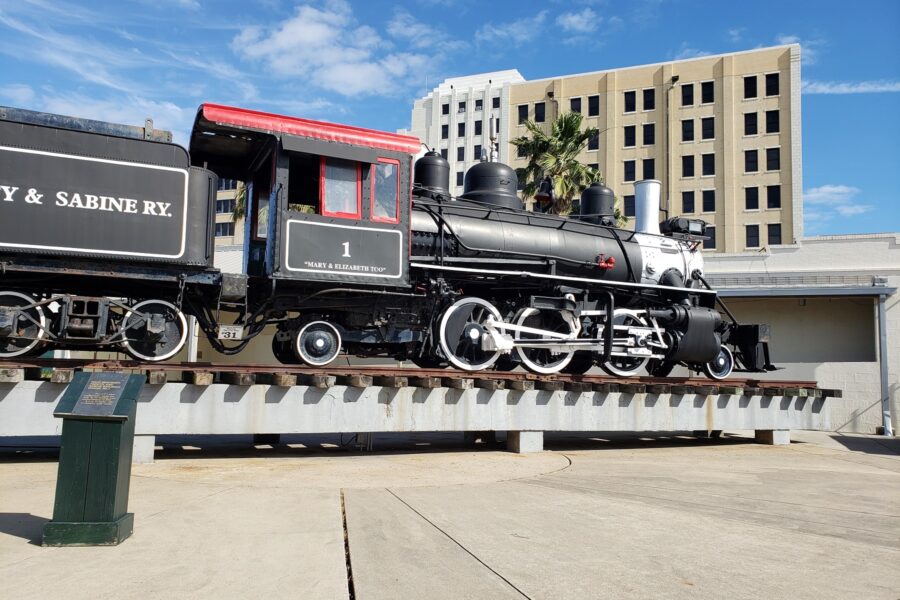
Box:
(189, 104), (419, 287)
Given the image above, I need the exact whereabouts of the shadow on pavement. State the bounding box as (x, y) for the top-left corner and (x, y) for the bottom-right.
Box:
(0, 513), (49, 545)
(828, 434), (900, 457)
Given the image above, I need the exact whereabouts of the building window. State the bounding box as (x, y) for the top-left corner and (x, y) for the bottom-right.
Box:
(643, 123), (655, 145)
(681, 83), (694, 106)
(744, 112), (758, 136)
(474, 144), (482, 161)
(492, 96), (500, 109)
(457, 122), (465, 137)
(624, 160), (636, 182)
(517, 145), (526, 158)
(588, 131), (599, 151)
(475, 120), (483, 135)
(588, 95), (600, 116)
(518, 104), (528, 124)
(682, 191), (695, 213)
(456, 171), (464, 187)
(746, 224), (760, 248)
(440, 148), (448, 159)
(458, 101), (466, 113)
(701, 117), (714, 140)
(701, 153), (715, 176)
(766, 147), (781, 171)
(765, 110), (780, 133)
(768, 223), (782, 245)
(215, 222), (234, 237)
(744, 76), (757, 99)
(682, 119), (694, 142)
(372, 158), (400, 223)
(456, 147), (464, 161)
(745, 187), (759, 210)
(701, 81), (714, 104)
(624, 195), (636, 217)
(643, 88), (655, 111)
(704, 226), (716, 249)
(624, 125), (636, 148)
(588, 163), (599, 171)
(624, 90), (636, 113)
(767, 185), (782, 208)
(441, 124), (448, 139)
(682, 155), (695, 177)
(441, 103), (449, 116)
(570, 97), (582, 113)
(766, 73), (780, 96)
(744, 149), (759, 173)
(475, 98), (483, 111)
(534, 102), (546, 122)
(643, 158), (655, 179)
(702, 189), (715, 212)
(217, 178), (237, 190)
(216, 198), (235, 214)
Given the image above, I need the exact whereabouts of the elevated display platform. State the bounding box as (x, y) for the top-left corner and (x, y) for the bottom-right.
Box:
(0, 361), (837, 462)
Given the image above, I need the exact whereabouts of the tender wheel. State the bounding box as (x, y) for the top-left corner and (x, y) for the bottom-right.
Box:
(601, 309), (650, 377)
(0, 291), (47, 358)
(703, 345), (734, 380)
(514, 308), (576, 375)
(121, 299), (188, 362)
(438, 297), (502, 371)
(295, 321), (342, 367)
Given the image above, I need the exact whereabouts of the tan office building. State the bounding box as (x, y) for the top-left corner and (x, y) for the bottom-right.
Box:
(507, 44), (802, 252)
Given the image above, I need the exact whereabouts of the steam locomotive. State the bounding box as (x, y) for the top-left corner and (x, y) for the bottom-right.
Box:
(0, 103), (772, 379)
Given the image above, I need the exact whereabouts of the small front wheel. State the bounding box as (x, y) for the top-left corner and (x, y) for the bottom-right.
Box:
(703, 346), (734, 380)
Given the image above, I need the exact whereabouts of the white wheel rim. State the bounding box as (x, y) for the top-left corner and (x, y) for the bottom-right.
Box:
(295, 321), (342, 366)
(0, 291), (46, 358)
(705, 345), (734, 380)
(602, 309), (649, 377)
(438, 297), (502, 372)
(122, 299), (188, 362)
(513, 307), (575, 375)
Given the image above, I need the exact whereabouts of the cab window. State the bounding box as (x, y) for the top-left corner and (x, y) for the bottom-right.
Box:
(371, 158), (400, 223)
(320, 157), (361, 218)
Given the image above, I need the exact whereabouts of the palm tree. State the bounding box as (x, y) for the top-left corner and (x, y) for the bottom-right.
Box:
(512, 111), (601, 215)
(231, 181), (247, 221)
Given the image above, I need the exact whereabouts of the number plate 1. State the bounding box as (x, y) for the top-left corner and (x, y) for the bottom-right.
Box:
(217, 325), (244, 341)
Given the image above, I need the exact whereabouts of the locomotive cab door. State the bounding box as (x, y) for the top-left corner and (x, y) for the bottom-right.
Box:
(272, 135), (410, 287)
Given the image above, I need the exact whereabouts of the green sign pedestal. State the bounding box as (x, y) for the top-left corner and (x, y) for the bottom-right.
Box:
(42, 372), (144, 546)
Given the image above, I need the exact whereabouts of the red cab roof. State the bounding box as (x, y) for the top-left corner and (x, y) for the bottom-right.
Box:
(198, 103), (421, 155)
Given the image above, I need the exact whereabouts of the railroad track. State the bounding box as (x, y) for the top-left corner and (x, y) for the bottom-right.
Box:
(0, 358), (838, 398)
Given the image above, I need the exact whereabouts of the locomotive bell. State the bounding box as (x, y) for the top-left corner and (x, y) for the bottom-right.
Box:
(413, 150), (451, 200)
(579, 182), (616, 225)
(460, 162), (523, 210)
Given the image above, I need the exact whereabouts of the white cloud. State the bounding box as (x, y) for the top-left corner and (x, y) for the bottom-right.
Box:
(556, 8), (599, 34)
(804, 184), (873, 231)
(475, 11), (549, 45)
(0, 84), (36, 106)
(802, 80), (900, 94)
(673, 43), (710, 60)
(232, 1), (431, 96)
(727, 27), (744, 43)
(776, 35), (824, 66)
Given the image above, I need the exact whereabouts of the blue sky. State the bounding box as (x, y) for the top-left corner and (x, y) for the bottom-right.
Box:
(1, 0), (898, 236)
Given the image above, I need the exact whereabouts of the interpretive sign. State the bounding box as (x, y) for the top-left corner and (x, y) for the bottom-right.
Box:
(54, 372), (137, 421)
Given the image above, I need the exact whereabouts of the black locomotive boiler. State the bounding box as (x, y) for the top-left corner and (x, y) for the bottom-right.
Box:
(0, 103), (772, 379)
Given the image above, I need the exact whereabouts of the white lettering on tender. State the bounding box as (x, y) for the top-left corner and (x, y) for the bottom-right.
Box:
(1, 186), (18, 202)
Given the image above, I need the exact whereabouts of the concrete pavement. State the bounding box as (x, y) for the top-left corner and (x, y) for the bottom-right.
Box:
(1, 431), (898, 599)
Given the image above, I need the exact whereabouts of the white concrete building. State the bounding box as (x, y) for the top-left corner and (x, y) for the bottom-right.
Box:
(401, 70), (525, 196)
(704, 233), (899, 435)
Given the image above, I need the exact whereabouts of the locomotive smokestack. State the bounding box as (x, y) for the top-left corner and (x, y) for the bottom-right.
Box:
(634, 179), (662, 235)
